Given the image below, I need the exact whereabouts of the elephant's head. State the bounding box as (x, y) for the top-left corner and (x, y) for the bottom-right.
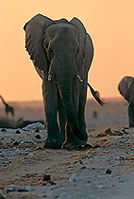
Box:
(24, 14), (94, 141)
(44, 23), (79, 80)
(118, 76), (134, 101)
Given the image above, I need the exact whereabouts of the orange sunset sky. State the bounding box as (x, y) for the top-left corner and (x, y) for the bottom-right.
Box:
(1, 0), (134, 101)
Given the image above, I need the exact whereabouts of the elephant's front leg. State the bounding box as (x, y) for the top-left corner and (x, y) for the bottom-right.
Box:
(128, 102), (134, 127)
(57, 92), (66, 144)
(42, 79), (62, 149)
(63, 79), (87, 148)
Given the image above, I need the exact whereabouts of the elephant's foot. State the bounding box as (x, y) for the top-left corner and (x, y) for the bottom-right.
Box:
(43, 138), (62, 149)
(62, 134), (87, 149)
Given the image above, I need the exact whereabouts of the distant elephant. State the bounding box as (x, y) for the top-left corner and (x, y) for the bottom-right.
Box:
(24, 14), (103, 149)
(118, 76), (134, 127)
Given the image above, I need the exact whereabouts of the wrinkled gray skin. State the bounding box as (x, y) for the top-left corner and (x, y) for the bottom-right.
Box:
(24, 14), (94, 148)
(118, 76), (134, 127)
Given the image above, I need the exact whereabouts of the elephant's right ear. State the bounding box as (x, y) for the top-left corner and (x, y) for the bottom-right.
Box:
(24, 14), (53, 70)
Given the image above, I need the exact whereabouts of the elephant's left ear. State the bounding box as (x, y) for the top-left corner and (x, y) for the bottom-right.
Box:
(70, 18), (94, 74)
(70, 17), (86, 58)
(24, 14), (53, 70)
(83, 33), (94, 74)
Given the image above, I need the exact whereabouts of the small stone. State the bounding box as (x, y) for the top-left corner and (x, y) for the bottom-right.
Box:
(35, 146), (42, 150)
(7, 184), (18, 192)
(81, 165), (89, 169)
(106, 168), (112, 174)
(37, 171), (43, 176)
(2, 151), (8, 157)
(28, 152), (34, 157)
(15, 149), (22, 155)
(13, 141), (19, 146)
(42, 174), (51, 181)
(47, 181), (56, 185)
(38, 180), (42, 184)
(35, 134), (41, 139)
(23, 122), (45, 131)
(0, 194), (5, 199)
(1, 128), (6, 132)
(24, 186), (34, 192)
(20, 141), (25, 144)
(116, 161), (124, 166)
(46, 166), (51, 169)
(35, 129), (40, 132)
(16, 130), (21, 134)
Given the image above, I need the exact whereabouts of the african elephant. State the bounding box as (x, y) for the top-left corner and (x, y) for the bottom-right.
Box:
(24, 14), (102, 149)
(118, 76), (134, 127)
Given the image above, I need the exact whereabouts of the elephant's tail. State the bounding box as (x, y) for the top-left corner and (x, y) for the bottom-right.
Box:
(87, 82), (104, 106)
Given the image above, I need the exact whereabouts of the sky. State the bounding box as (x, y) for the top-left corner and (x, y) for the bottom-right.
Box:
(1, 0), (134, 101)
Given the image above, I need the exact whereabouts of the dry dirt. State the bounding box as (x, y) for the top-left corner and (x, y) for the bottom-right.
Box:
(0, 99), (134, 198)
(0, 125), (134, 199)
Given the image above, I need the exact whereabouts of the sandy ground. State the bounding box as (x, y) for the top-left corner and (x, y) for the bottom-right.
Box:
(0, 98), (134, 198)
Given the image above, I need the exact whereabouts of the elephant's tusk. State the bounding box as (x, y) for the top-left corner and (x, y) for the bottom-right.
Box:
(77, 75), (83, 83)
(48, 74), (52, 81)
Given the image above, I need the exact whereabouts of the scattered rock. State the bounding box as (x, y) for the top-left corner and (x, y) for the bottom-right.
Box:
(35, 134), (41, 139)
(37, 171), (44, 176)
(28, 152), (34, 157)
(1, 128), (6, 132)
(15, 149), (22, 155)
(0, 194), (5, 199)
(113, 130), (125, 136)
(106, 168), (112, 174)
(42, 174), (51, 181)
(13, 141), (19, 146)
(6, 184), (19, 192)
(115, 161), (124, 166)
(0, 151), (8, 157)
(97, 128), (129, 137)
(16, 130), (21, 134)
(24, 186), (34, 192)
(0, 137), (4, 141)
(121, 129), (129, 134)
(35, 146), (42, 150)
(6, 184), (34, 192)
(123, 127), (129, 129)
(97, 128), (112, 137)
(23, 122), (45, 131)
(117, 155), (128, 160)
(35, 129), (40, 132)
(46, 181), (56, 186)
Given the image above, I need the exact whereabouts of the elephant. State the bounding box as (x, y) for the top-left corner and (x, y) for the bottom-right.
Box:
(118, 76), (134, 127)
(24, 14), (103, 149)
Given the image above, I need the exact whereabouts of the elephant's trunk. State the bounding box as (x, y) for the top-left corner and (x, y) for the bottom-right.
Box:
(58, 77), (87, 141)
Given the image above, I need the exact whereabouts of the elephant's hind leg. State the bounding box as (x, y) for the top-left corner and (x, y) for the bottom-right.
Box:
(78, 79), (88, 138)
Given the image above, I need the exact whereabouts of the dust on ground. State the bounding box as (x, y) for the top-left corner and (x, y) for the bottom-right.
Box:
(0, 98), (134, 199)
